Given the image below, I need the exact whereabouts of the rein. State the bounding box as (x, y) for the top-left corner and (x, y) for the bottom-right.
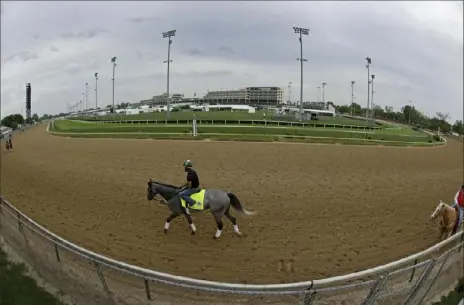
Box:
(149, 182), (182, 204)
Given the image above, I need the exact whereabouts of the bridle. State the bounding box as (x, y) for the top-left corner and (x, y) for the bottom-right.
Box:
(147, 180), (178, 205)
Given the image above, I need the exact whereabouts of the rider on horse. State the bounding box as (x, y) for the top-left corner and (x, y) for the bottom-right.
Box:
(179, 160), (200, 213)
(451, 184), (464, 229)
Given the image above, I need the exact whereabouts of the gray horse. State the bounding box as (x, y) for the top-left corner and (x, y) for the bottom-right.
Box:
(146, 179), (255, 239)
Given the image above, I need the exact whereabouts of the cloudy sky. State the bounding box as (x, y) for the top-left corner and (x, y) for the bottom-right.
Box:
(1, 1), (463, 121)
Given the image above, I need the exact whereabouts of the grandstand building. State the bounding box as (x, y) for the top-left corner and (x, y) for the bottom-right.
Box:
(204, 87), (283, 106)
(140, 93), (184, 105)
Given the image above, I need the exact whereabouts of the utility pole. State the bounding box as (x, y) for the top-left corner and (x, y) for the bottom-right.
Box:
(111, 57), (117, 113)
(85, 82), (88, 110)
(365, 57), (372, 123)
(293, 26), (309, 114)
(322, 82), (327, 106)
(163, 29), (176, 119)
(408, 100), (412, 125)
(371, 75), (375, 119)
(94, 73), (98, 109)
(351, 81), (355, 116)
(287, 82), (292, 104)
(317, 86), (320, 103)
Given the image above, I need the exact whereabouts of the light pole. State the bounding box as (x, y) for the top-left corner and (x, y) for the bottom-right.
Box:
(163, 29), (176, 119)
(81, 93), (84, 112)
(365, 57), (372, 123)
(322, 82), (327, 106)
(350, 81), (355, 116)
(293, 26), (309, 114)
(111, 57), (117, 113)
(287, 82), (292, 104)
(408, 100), (412, 125)
(85, 82), (88, 110)
(317, 86), (320, 103)
(370, 75), (375, 119)
(94, 73), (98, 109)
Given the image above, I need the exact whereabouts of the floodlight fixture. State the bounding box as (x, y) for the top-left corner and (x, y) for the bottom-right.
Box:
(163, 30), (176, 39)
(293, 27), (309, 35)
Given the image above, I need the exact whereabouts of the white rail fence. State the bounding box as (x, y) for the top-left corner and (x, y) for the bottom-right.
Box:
(0, 197), (462, 305)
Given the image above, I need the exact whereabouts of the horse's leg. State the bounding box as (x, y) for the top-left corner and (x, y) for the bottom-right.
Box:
(212, 213), (224, 240)
(438, 226), (444, 240)
(164, 213), (178, 234)
(184, 213), (197, 235)
(224, 208), (242, 236)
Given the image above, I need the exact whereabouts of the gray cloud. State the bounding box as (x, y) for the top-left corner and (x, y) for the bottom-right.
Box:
(135, 51), (160, 62)
(218, 46), (235, 55)
(182, 70), (233, 78)
(186, 48), (204, 56)
(60, 28), (108, 40)
(127, 16), (163, 23)
(50, 45), (59, 52)
(3, 51), (38, 63)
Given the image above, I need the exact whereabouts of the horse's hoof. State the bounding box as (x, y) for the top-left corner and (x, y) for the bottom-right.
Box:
(236, 232), (243, 237)
(164, 229), (168, 234)
(212, 236), (219, 240)
(191, 231), (196, 235)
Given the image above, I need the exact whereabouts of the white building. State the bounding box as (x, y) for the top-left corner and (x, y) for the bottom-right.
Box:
(190, 104), (256, 113)
(140, 93), (184, 106)
(204, 87), (283, 106)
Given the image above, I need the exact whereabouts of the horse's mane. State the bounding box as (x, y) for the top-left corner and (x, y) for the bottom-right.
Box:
(152, 181), (179, 189)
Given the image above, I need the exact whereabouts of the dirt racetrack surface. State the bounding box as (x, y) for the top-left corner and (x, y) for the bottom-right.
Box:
(1, 125), (463, 284)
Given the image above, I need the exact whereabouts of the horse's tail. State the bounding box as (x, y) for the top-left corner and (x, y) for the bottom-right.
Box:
(227, 193), (256, 216)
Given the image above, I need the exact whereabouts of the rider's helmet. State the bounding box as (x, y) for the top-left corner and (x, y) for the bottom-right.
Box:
(183, 160), (193, 168)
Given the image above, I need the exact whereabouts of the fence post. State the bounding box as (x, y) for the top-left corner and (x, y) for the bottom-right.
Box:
(402, 259), (436, 305)
(94, 261), (116, 304)
(302, 291), (316, 305)
(302, 282), (315, 305)
(362, 274), (389, 305)
(416, 252), (451, 305)
(144, 278), (152, 300)
(17, 212), (23, 233)
(408, 259), (418, 282)
(53, 241), (61, 262)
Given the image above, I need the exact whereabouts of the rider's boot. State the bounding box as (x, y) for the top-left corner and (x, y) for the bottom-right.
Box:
(185, 201), (196, 215)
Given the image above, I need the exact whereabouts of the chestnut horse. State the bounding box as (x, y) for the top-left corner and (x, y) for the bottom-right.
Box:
(430, 200), (461, 240)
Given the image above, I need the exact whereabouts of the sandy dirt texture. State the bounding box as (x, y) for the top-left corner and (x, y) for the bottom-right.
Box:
(1, 124), (463, 285)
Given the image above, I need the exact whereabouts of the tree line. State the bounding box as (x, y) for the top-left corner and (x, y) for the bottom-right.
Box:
(1, 113), (65, 130)
(335, 102), (463, 135)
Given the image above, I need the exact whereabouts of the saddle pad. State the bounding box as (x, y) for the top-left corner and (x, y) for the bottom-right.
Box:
(180, 189), (206, 210)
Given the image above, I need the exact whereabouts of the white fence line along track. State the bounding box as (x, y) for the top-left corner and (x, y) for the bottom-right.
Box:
(82, 118), (386, 130)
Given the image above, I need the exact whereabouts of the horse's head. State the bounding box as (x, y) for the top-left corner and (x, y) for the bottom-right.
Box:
(146, 179), (178, 202)
(147, 178), (157, 201)
(430, 200), (447, 221)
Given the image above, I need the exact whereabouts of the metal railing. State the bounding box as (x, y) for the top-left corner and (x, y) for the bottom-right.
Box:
(0, 197), (462, 305)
